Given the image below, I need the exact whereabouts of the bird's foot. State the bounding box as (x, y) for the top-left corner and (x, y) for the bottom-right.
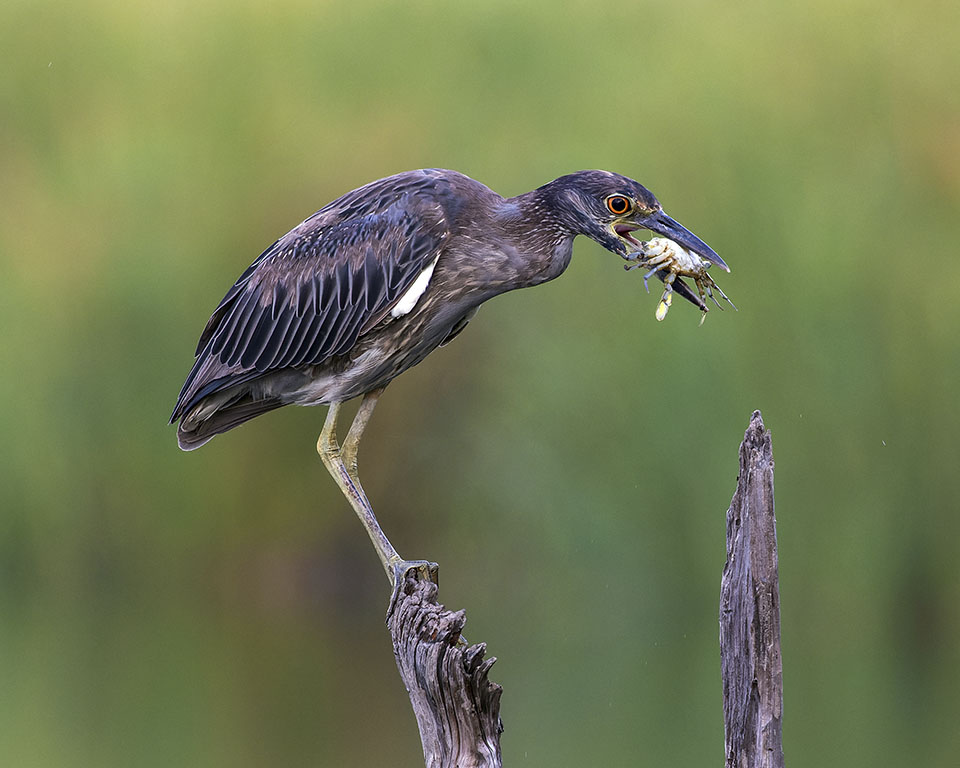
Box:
(385, 559), (468, 645)
(388, 558), (439, 590)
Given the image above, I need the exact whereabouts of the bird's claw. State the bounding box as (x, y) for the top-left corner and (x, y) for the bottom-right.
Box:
(388, 558), (439, 590)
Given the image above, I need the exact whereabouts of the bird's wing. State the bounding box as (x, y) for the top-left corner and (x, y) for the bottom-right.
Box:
(171, 188), (450, 421)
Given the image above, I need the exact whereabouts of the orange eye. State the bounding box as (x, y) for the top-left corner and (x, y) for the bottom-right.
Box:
(605, 195), (631, 215)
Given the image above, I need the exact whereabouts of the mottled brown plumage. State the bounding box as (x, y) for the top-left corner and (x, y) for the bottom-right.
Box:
(171, 168), (724, 450)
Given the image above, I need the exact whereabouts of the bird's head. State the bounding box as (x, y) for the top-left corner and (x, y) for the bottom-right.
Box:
(541, 170), (728, 271)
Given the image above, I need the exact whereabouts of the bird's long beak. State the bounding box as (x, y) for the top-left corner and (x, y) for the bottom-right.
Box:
(633, 210), (729, 272)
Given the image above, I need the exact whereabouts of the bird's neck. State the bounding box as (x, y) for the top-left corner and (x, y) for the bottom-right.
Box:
(490, 190), (577, 288)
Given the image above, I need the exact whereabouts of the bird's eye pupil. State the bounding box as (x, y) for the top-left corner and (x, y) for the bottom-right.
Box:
(607, 196), (630, 214)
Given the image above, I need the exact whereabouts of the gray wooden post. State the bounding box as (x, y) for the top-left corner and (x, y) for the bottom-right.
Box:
(382, 410), (785, 767)
(387, 567), (503, 768)
(719, 410), (785, 768)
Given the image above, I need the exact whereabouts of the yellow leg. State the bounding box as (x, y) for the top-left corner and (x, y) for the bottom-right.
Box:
(317, 390), (436, 587)
(341, 387), (381, 489)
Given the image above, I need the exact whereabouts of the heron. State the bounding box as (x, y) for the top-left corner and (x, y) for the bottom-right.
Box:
(170, 169), (727, 585)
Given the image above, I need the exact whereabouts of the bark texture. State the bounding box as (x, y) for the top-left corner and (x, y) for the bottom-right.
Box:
(387, 567), (503, 768)
(719, 410), (785, 768)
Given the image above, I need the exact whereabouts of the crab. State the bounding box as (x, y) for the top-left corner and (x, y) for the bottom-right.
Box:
(623, 237), (736, 324)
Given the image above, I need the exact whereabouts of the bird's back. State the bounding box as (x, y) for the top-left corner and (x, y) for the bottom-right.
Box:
(171, 169), (493, 449)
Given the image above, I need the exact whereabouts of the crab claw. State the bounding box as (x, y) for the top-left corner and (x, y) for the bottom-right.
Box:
(669, 275), (709, 312)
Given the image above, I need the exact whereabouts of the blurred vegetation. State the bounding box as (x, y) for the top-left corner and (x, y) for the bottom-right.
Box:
(2, 0), (959, 765)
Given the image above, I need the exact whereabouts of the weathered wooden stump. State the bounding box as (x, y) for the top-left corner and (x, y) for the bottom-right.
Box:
(387, 567), (503, 768)
(380, 409), (784, 767)
(720, 410), (785, 768)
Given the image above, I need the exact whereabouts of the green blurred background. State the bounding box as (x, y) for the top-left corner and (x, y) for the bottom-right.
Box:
(3, 0), (959, 765)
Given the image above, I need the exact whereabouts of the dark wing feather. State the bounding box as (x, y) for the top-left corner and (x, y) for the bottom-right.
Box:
(171, 173), (453, 423)
(194, 236), (282, 356)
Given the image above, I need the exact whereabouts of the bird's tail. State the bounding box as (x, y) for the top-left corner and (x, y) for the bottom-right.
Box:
(176, 393), (285, 451)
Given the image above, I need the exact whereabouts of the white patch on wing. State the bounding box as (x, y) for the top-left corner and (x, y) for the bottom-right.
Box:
(391, 256), (439, 318)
